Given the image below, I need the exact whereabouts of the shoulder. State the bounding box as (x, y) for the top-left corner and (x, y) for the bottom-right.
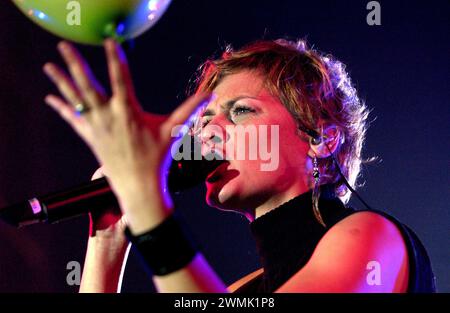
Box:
(277, 211), (410, 292)
(328, 210), (407, 245)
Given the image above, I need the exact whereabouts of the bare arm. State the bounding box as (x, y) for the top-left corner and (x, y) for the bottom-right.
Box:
(275, 211), (410, 293)
(79, 168), (130, 293)
(79, 235), (130, 293)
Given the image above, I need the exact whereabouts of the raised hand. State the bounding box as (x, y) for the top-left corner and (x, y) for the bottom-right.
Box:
(43, 39), (211, 233)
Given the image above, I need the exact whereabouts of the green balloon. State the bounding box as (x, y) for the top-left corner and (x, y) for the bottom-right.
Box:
(12, 0), (172, 45)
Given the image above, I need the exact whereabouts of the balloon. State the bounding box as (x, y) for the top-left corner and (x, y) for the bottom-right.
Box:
(12, 0), (172, 45)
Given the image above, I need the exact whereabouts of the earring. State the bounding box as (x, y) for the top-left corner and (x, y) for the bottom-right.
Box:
(312, 155), (326, 227)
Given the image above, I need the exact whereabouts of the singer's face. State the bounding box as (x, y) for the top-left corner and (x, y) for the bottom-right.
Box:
(199, 70), (311, 217)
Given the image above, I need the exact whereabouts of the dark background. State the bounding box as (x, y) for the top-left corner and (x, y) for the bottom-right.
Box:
(0, 0), (448, 292)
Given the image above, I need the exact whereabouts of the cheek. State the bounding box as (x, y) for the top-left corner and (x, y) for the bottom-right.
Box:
(224, 124), (281, 166)
(225, 159), (286, 192)
(223, 121), (308, 176)
(206, 119), (309, 203)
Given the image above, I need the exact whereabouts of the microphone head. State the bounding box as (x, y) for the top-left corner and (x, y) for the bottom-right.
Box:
(167, 134), (226, 193)
(0, 201), (44, 227)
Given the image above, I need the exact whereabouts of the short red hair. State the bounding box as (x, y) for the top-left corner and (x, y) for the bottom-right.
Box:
(193, 39), (371, 203)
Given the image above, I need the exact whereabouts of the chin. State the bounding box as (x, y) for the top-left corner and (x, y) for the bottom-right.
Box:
(205, 178), (264, 216)
(205, 179), (244, 212)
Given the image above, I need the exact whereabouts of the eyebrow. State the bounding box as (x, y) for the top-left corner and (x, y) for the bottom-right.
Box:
(201, 95), (258, 117)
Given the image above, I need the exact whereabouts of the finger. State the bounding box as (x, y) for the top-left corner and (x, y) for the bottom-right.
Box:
(104, 39), (136, 103)
(57, 41), (106, 108)
(44, 94), (87, 136)
(43, 63), (83, 107)
(162, 93), (214, 141)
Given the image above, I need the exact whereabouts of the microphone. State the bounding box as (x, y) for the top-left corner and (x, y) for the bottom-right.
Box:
(0, 134), (225, 228)
(0, 177), (115, 227)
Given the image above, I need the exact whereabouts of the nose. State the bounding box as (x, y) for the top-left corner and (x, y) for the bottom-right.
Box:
(198, 116), (231, 160)
(200, 123), (223, 145)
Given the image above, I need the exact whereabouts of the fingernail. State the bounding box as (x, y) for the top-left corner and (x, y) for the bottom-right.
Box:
(44, 95), (53, 105)
(43, 63), (52, 73)
(57, 43), (65, 53)
(58, 41), (69, 53)
(104, 38), (115, 50)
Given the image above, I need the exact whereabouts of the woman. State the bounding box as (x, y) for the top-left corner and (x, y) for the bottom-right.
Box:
(42, 38), (435, 293)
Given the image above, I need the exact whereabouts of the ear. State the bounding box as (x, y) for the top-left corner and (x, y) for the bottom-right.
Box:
(307, 125), (343, 158)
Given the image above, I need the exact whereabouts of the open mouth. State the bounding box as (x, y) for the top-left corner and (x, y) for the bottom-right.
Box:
(206, 161), (229, 183)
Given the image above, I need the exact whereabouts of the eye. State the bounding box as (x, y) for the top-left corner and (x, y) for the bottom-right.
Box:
(231, 105), (255, 117)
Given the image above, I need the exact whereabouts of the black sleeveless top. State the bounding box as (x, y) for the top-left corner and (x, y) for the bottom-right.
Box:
(234, 184), (436, 293)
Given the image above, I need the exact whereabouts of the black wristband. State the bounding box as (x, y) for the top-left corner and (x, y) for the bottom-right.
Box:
(124, 213), (199, 276)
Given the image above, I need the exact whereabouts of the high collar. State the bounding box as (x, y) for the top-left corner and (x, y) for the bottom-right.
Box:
(248, 184), (354, 291)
